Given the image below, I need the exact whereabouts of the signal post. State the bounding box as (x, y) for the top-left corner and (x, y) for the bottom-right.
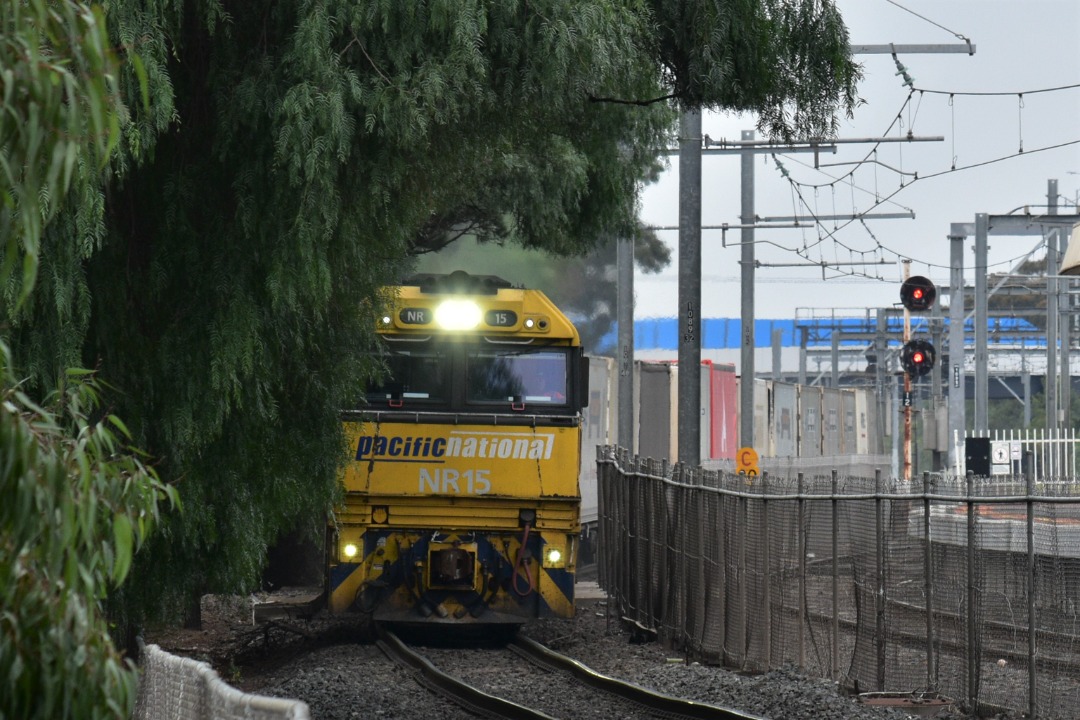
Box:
(899, 265), (937, 480)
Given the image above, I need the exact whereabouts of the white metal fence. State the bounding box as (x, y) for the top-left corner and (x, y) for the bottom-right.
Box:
(133, 643), (309, 720)
(955, 428), (1080, 478)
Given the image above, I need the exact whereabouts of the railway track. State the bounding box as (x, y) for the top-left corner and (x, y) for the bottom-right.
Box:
(776, 587), (1080, 677)
(376, 626), (763, 720)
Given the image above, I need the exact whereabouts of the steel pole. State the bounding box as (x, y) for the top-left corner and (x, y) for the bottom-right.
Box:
(677, 110), (702, 464)
(1046, 223), (1059, 434)
(948, 231), (966, 471)
(903, 261), (913, 480)
(739, 130), (755, 450)
(617, 236), (635, 451)
(875, 309), (887, 456)
(974, 214), (989, 434)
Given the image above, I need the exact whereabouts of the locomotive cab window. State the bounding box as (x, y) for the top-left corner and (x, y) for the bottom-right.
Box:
(366, 346), (449, 404)
(467, 349), (568, 405)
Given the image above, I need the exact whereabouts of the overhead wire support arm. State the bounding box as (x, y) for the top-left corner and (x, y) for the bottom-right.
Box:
(753, 260), (896, 268)
(702, 135), (940, 148)
(759, 212), (915, 222)
(851, 43), (975, 55)
(663, 142), (835, 165)
(693, 134), (944, 169)
(753, 258), (897, 280)
(648, 223), (803, 231)
(648, 223), (800, 247)
(700, 142), (836, 154)
(652, 211), (918, 246)
(833, 135), (945, 144)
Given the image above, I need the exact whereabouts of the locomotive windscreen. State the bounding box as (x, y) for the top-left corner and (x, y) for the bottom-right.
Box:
(364, 342), (572, 410)
(467, 349), (568, 405)
(366, 346), (449, 402)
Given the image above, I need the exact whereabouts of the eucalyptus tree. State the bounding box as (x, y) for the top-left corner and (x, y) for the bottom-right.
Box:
(0, 0), (121, 300)
(3, 0), (860, 622)
(0, 353), (176, 720)
(2, 4), (178, 718)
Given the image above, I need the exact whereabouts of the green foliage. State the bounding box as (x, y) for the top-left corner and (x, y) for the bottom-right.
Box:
(0, 0), (122, 303)
(642, 0), (861, 138)
(0, 0), (862, 625)
(982, 388), (1080, 433)
(0, 342), (177, 720)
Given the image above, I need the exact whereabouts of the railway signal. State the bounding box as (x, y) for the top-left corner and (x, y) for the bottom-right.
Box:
(900, 339), (936, 377)
(899, 275), (937, 312)
(898, 266), (938, 481)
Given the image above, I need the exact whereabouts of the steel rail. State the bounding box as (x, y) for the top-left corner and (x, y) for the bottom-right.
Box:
(376, 627), (557, 720)
(510, 634), (765, 720)
(771, 594), (1080, 678)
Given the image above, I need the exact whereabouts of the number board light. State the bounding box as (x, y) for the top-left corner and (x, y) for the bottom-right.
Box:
(485, 309), (518, 328)
(398, 307), (432, 325)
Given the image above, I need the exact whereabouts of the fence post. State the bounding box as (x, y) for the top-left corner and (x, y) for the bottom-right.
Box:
(659, 458), (670, 635)
(875, 468), (886, 690)
(797, 472), (806, 671)
(921, 471), (936, 692)
(1026, 461), (1037, 719)
(695, 468), (708, 657)
(831, 468), (840, 682)
(762, 471), (771, 670)
(740, 475), (749, 669)
(966, 470), (979, 712)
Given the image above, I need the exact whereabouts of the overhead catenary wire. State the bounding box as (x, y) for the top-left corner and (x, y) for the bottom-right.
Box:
(651, 36), (1080, 287)
(882, 0), (972, 45)
(765, 67), (1080, 277)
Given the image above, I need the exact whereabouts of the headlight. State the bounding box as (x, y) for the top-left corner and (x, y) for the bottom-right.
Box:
(435, 299), (481, 330)
(343, 543), (359, 560)
(543, 546), (565, 568)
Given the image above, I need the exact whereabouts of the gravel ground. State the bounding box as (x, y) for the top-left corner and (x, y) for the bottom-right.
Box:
(228, 593), (991, 720)
(144, 587), (1028, 720)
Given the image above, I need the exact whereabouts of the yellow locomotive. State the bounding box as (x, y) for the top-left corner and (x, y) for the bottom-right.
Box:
(328, 271), (585, 625)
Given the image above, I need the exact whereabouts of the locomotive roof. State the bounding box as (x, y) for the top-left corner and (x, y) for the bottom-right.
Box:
(379, 271), (580, 344)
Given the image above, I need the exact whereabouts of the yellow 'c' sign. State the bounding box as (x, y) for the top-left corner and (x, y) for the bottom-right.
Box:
(736, 446), (759, 475)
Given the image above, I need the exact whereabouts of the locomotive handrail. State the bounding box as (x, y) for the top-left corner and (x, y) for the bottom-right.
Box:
(382, 334), (432, 342)
(482, 336), (537, 344)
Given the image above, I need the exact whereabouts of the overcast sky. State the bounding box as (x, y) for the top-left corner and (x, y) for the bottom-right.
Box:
(636, 0), (1080, 321)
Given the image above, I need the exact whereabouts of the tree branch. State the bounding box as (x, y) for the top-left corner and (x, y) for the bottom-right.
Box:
(587, 93), (678, 106)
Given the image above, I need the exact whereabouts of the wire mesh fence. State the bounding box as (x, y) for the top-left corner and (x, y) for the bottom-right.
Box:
(134, 642), (310, 720)
(597, 445), (1080, 719)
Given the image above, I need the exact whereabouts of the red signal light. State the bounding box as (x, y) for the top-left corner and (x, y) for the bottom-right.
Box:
(900, 276), (936, 312)
(901, 339), (936, 377)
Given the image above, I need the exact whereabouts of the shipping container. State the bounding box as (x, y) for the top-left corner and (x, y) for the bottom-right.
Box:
(798, 384), (823, 457)
(708, 362), (738, 460)
(841, 390), (857, 455)
(580, 356), (615, 526)
(822, 387), (842, 456)
(753, 379), (772, 457)
(770, 382), (797, 458)
(638, 362), (676, 461)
